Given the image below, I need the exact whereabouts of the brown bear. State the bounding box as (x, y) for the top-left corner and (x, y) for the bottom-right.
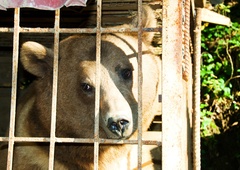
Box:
(0, 5), (161, 170)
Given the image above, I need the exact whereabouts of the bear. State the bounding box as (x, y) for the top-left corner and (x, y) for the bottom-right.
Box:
(0, 5), (161, 170)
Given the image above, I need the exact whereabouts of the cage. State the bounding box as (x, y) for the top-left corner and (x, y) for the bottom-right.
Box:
(0, 0), (199, 169)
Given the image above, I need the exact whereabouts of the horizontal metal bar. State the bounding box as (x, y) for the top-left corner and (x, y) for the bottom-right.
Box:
(0, 137), (51, 142)
(22, 27), (55, 33)
(99, 139), (161, 146)
(0, 27), (162, 33)
(0, 28), (14, 32)
(0, 137), (161, 146)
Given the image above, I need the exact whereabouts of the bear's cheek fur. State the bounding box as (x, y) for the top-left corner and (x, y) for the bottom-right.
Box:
(54, 71), (96, 138)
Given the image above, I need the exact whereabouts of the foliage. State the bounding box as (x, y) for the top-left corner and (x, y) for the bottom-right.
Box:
(200, 16), (240, 136)
(199, 2), (240, 169)
(214, 3), (231, 16)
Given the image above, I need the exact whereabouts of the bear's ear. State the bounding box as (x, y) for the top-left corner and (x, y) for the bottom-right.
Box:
(131, 5), (157, 45)
(20, 41), (53, 78)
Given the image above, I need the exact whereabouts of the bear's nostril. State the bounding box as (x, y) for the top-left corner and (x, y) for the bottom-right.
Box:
(119, 119), (129, 126)
(109, 122), (118, 131)
(107, 117), (130, 137)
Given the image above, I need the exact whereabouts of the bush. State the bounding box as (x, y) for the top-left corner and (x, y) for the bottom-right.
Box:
(200, 21), (240, 136)
(200, 3), (240, 169)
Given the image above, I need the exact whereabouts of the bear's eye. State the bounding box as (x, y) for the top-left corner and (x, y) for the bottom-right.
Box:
(121, 68), (132, 80)
(81, 83), (94, 93)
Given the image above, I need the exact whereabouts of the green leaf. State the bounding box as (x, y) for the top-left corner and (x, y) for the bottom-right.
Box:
(200, 103), (209, 109)
(215, 62), (222, 71)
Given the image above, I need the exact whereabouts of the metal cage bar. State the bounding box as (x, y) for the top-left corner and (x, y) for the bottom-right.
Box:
(0, 27), (161, 34)
(137, 0), (143, 169)
(193, 8), (201, 170)
(94, 0), (102, 169)
(48, 9), (61, 170)
(6, 8), (20, 170)
(183, 0), (191, 81)
(0, 136), (160, 145)
(162, 0), (192, 169)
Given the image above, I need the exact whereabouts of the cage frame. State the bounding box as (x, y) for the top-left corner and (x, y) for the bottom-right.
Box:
(0, 0), (201, 169)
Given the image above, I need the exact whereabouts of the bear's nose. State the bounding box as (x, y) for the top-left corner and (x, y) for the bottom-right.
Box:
(107, 117), (130, 138)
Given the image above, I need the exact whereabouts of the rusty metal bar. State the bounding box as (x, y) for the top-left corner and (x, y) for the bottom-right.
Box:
(183, 1), (194, 169)
(193, 8), (201, 170)
(98, 139), (161, 146)
(0, 28), (14, 32)
(137, 1), (143, 169)
(162, 0), (186, 169)
(0, 27), (161, 33)
(0, 137), (161, 145)
(6, 8), (20, 170)
(94, 0), (102, 169)
(48, 9), (60, 170)
(182, 0), (191, 81)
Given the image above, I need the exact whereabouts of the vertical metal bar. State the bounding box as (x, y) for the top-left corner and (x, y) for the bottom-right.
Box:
(7, 8), (20, 170)
(183, 0), (194, 168)
(48, 9), (60, 170)
(162, 0), (185, 169)
(137, 0), (143, 169)
(94, 0), (102, 169)
(183, 0), (191, 81)
(193, 8), (201, 170)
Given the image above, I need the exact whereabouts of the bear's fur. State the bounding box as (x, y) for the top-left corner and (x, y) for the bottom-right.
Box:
(0, 6), (161, 169)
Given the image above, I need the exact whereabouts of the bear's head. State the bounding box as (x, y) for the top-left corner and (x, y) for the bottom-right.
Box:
(20, 35), (139, 139)
(18, 6), (160, 141)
